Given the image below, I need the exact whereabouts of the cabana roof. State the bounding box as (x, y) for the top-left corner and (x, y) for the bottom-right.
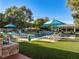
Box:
(44, 19), (65, 25)
(43, 18), (65, 27)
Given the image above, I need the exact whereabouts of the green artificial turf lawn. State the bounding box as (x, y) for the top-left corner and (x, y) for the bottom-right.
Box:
(19, 39), (79, 59)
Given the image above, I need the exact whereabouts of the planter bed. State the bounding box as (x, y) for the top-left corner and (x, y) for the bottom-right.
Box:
(0, 38), (19, 58)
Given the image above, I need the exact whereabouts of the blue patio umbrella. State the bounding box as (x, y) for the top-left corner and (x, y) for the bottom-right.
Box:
(4, 24), (16, 28)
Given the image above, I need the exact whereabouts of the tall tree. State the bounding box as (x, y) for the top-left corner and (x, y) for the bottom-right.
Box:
(34, 18), (47, 29)
(4, 6), (33, 29)
(20, 6), (33, 22)
(43, 17), (49, 22)
(67, 0), (79, 29)
(0, 13), (4, 21)
(0, 13), (6, 27)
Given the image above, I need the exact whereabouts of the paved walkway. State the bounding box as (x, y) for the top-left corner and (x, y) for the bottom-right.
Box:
(3, 54), (32, 59)
(16, 34), (75, 42)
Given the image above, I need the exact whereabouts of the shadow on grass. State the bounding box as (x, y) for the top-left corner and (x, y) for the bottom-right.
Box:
(19, 42), (79, 59)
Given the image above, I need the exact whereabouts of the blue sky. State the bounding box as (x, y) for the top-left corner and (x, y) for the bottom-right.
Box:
(0, 0), (73, 24)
